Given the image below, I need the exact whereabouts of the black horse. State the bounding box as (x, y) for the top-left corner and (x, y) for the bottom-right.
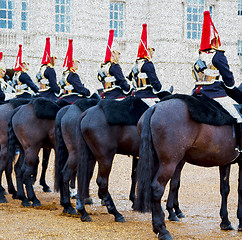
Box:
(77, 96), (185, 222)
(54, 98), (99, 215)
(134, 94), (242, 240)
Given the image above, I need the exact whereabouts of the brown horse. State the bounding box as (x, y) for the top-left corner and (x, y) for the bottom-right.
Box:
(7, 97), (65, 206)
(0, 101), (20, 202)
(77, 96), (185, 222)
(134, 96), (242, 240)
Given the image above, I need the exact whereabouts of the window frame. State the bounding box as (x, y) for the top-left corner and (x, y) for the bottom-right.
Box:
(238, 40), (242, 56)
(21, 0), (28, 31)
(239, 0), (242, 15)
(0, 0), (14, 29)
(55, 0), (71, 33)
(110, 1), (125, 38)
(185, 0), (214, 41)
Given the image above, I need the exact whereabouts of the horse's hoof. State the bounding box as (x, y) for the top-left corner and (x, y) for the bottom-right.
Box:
(168, 215), (180, 222)
(81, 215), (92, 222)
(237, 225), (242, 231)
(84, 197), (93, 205)
(42, 186), (51, 192)
(115, 215), (126, 223)
(157, 232), (173, 240)
(63, 207), (77, 215)
(21, 200), (32, 207)
(32, 201), (42, 207)
(220, 224), (234, 231)
(176, 212), (185, 218)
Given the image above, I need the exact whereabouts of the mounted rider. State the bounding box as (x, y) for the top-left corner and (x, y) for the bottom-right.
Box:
(97, 29), (132, 99)
(59, 39), (91, 104)
(192, 10), (242, 150)
(0, 60), (6, 101)
(36, 37), (61, 101)
(130, 24), (168, 105)
(12, 44), (39, 99)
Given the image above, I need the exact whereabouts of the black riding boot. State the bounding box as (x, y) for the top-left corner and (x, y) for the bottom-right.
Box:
(223, 85), (242, 104)
(235, 122), (242, 152)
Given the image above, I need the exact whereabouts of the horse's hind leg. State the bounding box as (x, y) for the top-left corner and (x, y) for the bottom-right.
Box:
(14, 149), (31, 206)
(237, 160), (242, 231)
(96, 155), (125, 223)
(0, 145), (17, 202)
(0, 157), (7, 203)
(150, 163), (176, 240)
(129, 156), (138, 207)
(219, 164), (234, 230)
(23, 148), (42, 207)
(5, 155), (17, 199)
(60, 161), (77, 215)
(166, 160), (185, 221)
(39, 148), (51, 192)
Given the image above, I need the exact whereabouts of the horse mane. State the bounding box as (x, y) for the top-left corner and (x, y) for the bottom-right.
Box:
(98, 96), (149, 125)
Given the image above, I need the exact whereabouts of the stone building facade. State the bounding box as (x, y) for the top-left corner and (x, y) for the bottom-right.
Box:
(0, 0), (241, 94)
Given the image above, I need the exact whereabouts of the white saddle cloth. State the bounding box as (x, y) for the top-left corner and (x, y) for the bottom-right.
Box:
(214, 96), (242, 123)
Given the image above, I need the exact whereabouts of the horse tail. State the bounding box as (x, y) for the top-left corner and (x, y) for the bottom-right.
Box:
(7, 107), (21, 163)
(77, 113), (94, 200)
(133, 106), (156, 213)
(54, 107), (69, 192)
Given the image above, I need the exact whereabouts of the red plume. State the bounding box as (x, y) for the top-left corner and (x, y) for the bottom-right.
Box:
(14, 44), (23, 71)
(137, 24), (148, 59)
(0, 52), (2, 62)
(63, 39), (73, 69)
(200, 11), (221, 52)
(41, 37), (51, 65)
(104, 30), (114, 63)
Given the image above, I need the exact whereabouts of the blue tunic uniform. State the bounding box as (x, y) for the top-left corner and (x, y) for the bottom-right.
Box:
(102, 63), (131, 99)
(0, 82), (5, 101)
(39, 66), (60, 101)
(16, 72), (39, 99)
(192, 51), (232, 98)
(132, 60), (162, 98)
(60, 71), (90, 104)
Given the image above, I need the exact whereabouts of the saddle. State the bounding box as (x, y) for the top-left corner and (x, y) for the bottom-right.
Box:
(8, 98), (30, 109)
(73, 98), (99, 112)
(98, 96), (149, 125)
(31, 97), (61, 119)
(161, 94), (235, 126)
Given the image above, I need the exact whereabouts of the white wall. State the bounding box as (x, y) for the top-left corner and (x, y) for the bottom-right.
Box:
(0, 0), (241, 95)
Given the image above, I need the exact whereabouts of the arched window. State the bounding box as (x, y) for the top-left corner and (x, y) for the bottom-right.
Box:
(0, 0), (13, 29)
(110, 1), (125, 38)
(55, 0), (70, 33)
